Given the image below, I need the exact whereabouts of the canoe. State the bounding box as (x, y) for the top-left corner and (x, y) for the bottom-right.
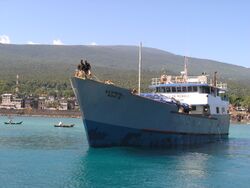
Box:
(54, 124), (74, 128)
(4, 121), (23, 125)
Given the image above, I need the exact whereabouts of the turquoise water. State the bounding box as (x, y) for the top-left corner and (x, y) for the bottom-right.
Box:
(0, 116), (250, 188)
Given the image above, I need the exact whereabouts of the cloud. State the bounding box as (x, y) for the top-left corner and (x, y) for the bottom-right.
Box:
(0, 35), (10, 44)
(90, 42), (97, 46)
(27, 41), (40, 45)
(53, 39), (63, 45)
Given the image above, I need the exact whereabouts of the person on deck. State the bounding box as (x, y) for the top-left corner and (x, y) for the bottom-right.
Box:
(76, 59), (92, 78)
(76, 59), (86, 77)
(84, 60), (92, 77)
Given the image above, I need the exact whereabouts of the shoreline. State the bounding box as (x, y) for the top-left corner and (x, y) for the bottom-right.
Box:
(1, 109), (249, 124)
(230, 121), (250, 125)
(0, 109), (82, 118)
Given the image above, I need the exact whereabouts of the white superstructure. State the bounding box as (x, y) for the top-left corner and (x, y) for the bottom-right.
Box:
(150, 72), (229, 116)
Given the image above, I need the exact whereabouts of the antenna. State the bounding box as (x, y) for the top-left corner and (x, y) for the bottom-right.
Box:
(15, 74), (19, 93)
(138, 42), (142, 95)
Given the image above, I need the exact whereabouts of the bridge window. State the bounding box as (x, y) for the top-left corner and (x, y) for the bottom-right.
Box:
(220, 93), (229, 101)
(177, 87), (181, 92)
(160, 87), (165, 92)
(182, 87), (187, 92)
(200, 86), (210, 94)
(166, 87), (171, 93)
(172, 87), (176, 92)
(188, 86), (192, 92)
(193, 86), (198, 92)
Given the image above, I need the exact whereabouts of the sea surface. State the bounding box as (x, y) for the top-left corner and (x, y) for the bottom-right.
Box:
(0, 116), (250, 188)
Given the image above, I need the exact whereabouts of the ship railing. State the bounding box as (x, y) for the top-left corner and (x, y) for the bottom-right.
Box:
(151, 76), (208, 85)
(74, 70), (101, 82)
(151, 78), (162, 85)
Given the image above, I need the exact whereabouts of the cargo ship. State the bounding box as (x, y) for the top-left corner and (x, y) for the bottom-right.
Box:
(71, 56), (230, 148)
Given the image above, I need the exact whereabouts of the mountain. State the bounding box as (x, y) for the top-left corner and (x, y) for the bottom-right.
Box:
(0, 44), (249, 84)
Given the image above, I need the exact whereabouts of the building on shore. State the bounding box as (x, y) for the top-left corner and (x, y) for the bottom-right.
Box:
(0, 93), (24, 109)
(0, 92), (78, 111)
(38, 97), (46, 110)
(67, 99), (76, 110)
(24, 97), (38, 109)
(59, 101), (68, 110)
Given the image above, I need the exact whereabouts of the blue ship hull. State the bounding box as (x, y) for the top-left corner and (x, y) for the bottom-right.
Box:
(71, 77), (230, 148)
(84, 119), (228, 147)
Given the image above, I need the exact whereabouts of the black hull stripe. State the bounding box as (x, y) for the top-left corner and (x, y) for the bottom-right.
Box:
(142, 128), (228, 136)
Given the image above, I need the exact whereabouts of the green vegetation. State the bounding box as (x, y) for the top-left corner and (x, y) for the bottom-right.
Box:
(0, 79), (74, 98)
(1, 68), (249, 108)
(0, 44), (249, 107)
(227, 81), (250, 109)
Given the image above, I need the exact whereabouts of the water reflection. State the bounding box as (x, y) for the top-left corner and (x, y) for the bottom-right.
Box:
(66, 141), (232, 188)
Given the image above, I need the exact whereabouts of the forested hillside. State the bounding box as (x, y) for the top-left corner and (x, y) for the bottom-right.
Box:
(0, 44), (249, 81)
(0, 44), (249, 103)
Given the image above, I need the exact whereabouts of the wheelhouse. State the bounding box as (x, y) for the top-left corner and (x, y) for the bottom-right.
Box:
(149, 76), (229, 116)
(152, 84), (228, 101)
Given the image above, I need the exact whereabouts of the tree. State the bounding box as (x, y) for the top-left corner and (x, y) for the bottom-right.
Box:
(229, 95), (244, 106)
(242, 96), (250, 112)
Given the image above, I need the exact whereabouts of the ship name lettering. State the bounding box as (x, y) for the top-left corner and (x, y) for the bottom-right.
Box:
(171, 94), (189, 98)
(105, 90), (122, 99)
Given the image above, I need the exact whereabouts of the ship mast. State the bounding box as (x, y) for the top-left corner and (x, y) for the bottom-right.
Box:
(138, 42), (142, 95)
(213, 71), (217, 86)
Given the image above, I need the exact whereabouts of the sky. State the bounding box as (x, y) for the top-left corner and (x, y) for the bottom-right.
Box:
(0, 0), (249, 68)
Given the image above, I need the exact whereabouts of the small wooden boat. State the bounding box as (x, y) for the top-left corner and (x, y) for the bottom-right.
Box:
(4, 121), (23, 125)
(54, 122), (74, 128)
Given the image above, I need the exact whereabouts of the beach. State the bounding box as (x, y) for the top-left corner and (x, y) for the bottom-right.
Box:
(0, 109), (81, 118)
